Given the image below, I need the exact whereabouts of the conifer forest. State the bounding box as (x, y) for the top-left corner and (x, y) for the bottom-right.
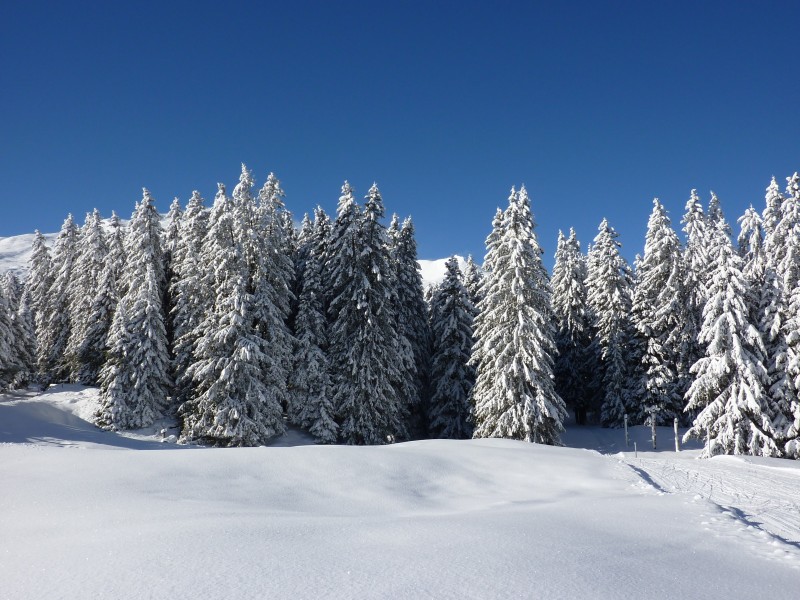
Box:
(5, 165), (800, 459)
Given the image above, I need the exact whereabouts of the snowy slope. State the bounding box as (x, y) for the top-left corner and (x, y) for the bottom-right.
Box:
(0, 230), (456, 287)
(1, 388), (799, 600)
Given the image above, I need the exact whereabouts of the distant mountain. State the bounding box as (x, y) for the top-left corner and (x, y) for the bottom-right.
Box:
(0, 229), (462, 288)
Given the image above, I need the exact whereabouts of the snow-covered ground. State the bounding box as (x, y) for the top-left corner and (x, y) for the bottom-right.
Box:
(1, 387), (798, 599)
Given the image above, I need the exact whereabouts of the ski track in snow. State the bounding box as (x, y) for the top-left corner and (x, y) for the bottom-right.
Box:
(617, 454), (800, 568)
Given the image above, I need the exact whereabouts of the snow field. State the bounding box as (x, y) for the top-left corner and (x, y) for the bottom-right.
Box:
(2, 390), (800, 599)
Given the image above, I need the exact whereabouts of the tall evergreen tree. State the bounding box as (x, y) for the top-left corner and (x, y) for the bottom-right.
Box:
(179, 172), (286, 446)
(390, 216), (430, 436)
(38, 214), (79, 381)
(684, 219), (775, 457)
(428, 256), (475, 439)
(631, 199), (692, 425)
(95, 190), (170, 430)
(289, 209), (337, 443)
(66, 209), (107, 383)
(470, 186), (566, 443)
(170, 191), (209, 408)
(328, 183), (408, 444)
(462, 254), (483, 308)
(586, 219), (635, 427)
(551, 228), (597, 424)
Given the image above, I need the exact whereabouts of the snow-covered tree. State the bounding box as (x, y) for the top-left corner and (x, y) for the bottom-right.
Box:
(551, 228), (597, 424)
(37, 214), (79, 381)
(390, 216), (430, 436)
(95, 190), (170, 430)
(66, 209), (107, 383)
(289, 208), (337, 443)
(26, 231), (53, 334)
(683, 219), (775, 457)
(327, 183), (408, 444)
(631, 199), (692, 425)
(463, 254), (483, 308)
(470, 186), (566, 443)
(179, 172), (285, 446)
(170, 191), (209, 408)
(428, 256), (475, 438)
(586, 219), (635, 427)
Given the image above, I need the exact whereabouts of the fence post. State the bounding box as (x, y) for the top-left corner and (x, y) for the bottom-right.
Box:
(650, 409), (657, 450)
(624, 414), (629, 447)
(674, 418), (680, 452)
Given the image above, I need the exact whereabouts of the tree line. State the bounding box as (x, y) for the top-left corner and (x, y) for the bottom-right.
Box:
(2, 165), (799, 458)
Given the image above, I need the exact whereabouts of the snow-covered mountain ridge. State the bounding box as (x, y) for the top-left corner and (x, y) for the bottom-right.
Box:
(0, 230), (460, 287)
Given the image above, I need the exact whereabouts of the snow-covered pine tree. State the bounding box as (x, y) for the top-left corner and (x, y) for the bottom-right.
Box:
(179, 165), (285, 446)
(26, 231), (53, 338)
(37, 214), (79, 382)
(76, 241), (119, 386)
(390, 216), (430, 437)
(551, 228), (597, 424)
(0, 281), (17, 389)
(586, 218), (636, 427)
(170, 191), (209, 408)
(758, 175), (800, 442)
(328, 183), (408, 444)
(95, 189), (170, 430)
(737, 205), (766, 318)
(66, 209), (108, 383)
(462, 254), (483, 308)
(631, 199), (693, 425)
(180, 175), (285, 446)
(163, 196), (183, 353)
(12, 285), (36, 388)
(470, 186), (566, 443)
(428, 256), (475, 439)
(683, 218), (775, 457)
(770, 174), (800, 452)
(289, 208), (337, 443)
(253, 170), (295, 414)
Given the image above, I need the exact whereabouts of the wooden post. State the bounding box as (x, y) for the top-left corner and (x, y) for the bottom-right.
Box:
(674, 418), (680, 452)
(624, 414), (629, 447)
(650, 408), (657, 450)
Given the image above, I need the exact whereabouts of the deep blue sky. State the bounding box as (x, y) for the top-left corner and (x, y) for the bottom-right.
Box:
(3, 0), (799, 266)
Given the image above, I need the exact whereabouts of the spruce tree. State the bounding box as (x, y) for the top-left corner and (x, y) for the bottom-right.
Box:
(289, 209), (337, 443)
(586, 219), (635, 427)
(428, 256), (475, 439)
(631, 199), (693, 425)
(551, 228), (597, 424)
(462, 254), (483, 308)
(684, 220), (775, 457)
(180, 172), (285, 446)
(470, 186), (566, 443)
(391, 216), (430, 436)
(328, 183), (408, 444)
(169, 191), (209, 407)
(66, 209), (107, 383)
(95, 190), (170, 430)
(38, 214), (79, 381)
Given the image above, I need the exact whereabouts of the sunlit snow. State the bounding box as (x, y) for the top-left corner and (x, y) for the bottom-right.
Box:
(2, 386), (798, 599)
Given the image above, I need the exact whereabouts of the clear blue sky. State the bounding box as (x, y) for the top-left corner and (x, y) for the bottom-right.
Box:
(3, 0), (799, 267)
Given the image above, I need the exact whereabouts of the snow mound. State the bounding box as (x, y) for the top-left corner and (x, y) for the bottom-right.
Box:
(1, 390), (799, 599)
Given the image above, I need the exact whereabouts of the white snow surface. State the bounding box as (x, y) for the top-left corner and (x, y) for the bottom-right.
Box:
(2, 387), (799, 599)
(0, 230), (457, 288)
